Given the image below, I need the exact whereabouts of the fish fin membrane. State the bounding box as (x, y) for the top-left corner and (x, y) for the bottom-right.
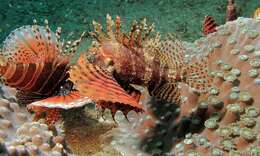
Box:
(69, 53), (144, 113)
(144, 34), (185, 71)
(183, 58), (212, 93)
(27, 91), (92, 126)
(2, 25), (60, 63)
(149, 82), (181, 104)
(27, 91), (92, 110)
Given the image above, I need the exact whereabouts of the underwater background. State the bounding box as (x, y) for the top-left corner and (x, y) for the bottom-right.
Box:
(0, 0), (259, 42)
(0, 0), (260, 156)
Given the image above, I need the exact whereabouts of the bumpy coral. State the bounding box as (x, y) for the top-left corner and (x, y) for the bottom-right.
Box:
(172, 17), (260, 156)
(61, 101), (151, 156)
(0, 97), (68, 156)
(61, 107), (117, 155)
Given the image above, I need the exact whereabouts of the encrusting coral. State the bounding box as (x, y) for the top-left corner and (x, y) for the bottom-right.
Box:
(0, 94), (69, 156)
(171, 17), (260, 156)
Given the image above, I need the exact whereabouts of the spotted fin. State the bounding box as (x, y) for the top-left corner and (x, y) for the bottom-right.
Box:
(69, 53), (144, 115)
(182, 58), (212, 93)
(1, 20), (85, 64)
(203, 16), (217, 35)
(2, 24), (60, 64)
(27, 91), (92, 126)
(149, 83), (181, 104)
(144, 34), (184, 71)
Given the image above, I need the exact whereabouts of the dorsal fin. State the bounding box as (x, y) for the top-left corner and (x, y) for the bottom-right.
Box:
(203, 16), (217, 35)
(2, 24), (59, 63)
(89, 14), (154, 50)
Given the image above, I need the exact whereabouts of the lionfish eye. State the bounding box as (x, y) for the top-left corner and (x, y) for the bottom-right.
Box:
(87, 54), (96, 63)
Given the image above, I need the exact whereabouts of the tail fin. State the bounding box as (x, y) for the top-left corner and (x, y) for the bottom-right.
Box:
(182, 57), (212, 93)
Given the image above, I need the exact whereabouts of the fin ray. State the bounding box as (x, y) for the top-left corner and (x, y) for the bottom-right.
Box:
(69, 53), (143, 112)
(182, 58), (212, 93)
(149, 83), (181, 104)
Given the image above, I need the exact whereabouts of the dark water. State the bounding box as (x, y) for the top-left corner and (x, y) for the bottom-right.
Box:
(0, 0), (259, 43)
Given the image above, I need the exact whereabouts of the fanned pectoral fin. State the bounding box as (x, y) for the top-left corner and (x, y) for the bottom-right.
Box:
(69, 54), (144, 119)
(27, 91), (93, 126)
(27, 91), (92, 109)
(149, 83), (181, 104)
(183, 58), (212, 93)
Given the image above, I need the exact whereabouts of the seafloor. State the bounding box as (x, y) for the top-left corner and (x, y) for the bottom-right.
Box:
(0, 0), (259, 42)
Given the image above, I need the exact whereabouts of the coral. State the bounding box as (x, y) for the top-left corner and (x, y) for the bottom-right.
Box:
(0, 90), (68, 156)
(61, 107), (117, 155)
(0, 84), (16, 102)
(171, 17), (260, 155)
(60, 102), (150, 156)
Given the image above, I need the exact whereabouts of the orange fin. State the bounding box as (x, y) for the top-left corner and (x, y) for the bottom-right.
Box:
(2, 24), (60, 63)
(69, 53), (144, 113)
(203, 16), (217, 35)
(27, 91), (93, 110)
(27, 91), (93, 126)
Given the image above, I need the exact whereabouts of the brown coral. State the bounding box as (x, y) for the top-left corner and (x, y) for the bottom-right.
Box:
(172, 17), (260, 156)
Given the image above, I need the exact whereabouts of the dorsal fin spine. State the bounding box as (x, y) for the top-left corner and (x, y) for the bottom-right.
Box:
(55, 27), (62, 54)
(44, 19), (53, 61)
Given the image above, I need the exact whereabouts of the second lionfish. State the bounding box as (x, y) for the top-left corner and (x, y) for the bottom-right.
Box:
(69, 15), (212, 113)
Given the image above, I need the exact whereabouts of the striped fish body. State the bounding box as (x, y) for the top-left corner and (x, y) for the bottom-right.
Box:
(0, 60), (69, 97)
(0, 21), (91, 126)
(78, 15), (199, 106)
(91, 41), (168, 87)
(69, 14), (212, 120)
(0, 23), (75, 104)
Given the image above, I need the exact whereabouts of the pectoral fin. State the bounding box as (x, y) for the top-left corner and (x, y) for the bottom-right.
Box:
(149, 82), (181, 104)
(69, 54), (144, 120)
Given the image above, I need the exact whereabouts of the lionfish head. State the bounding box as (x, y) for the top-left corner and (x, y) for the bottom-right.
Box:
(86, 39), (123, 73)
